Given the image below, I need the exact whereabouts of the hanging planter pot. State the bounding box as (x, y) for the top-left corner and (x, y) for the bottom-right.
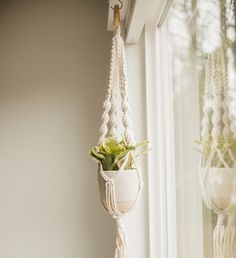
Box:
(199, 46), (236, 258)
(98, 168), (140, 214)
(200, 167), (236, 210)
(89, 4), (149, 258)
(91, 138), (148, 215)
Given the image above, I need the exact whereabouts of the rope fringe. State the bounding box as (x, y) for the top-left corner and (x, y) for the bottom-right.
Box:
(224, 215), (236, 258)
(115, 218), (130, 258)
(213, 215), (225, 258)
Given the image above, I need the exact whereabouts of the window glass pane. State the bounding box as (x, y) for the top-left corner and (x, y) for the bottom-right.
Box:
(164, 0), (236, 257)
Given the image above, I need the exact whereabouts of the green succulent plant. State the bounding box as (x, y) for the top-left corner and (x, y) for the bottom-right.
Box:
(196, 134), (236, 167)
(89, 137), (149, 171)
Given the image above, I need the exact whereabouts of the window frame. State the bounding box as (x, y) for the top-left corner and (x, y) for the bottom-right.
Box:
(144, 5), (207, 258)
(145, 20), (178, 258)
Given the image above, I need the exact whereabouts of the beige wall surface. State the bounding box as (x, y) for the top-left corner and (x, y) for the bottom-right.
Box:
(0, 1), (116, 258)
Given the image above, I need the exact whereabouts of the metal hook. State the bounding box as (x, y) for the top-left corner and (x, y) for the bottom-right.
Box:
(110, 0), (123, 10)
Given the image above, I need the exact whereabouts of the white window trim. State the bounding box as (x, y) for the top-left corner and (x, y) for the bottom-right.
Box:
(144, 21), (177, 258)
(144, 7), (207, 258)
(144, 22), (166, 258)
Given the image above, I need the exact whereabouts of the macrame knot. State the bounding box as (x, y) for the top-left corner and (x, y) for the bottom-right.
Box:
(122, 117), (132, 128)
(114, 26), (121, 36)
(212, 128), (222, 139)
(97, 22), (143, 258)
(101, 113), (110, 123)
(223, 128), (233, 139)
(110, 113), (118, 124)
(106, 180), (114, 187)
(121, 105), (130, 113)
(212, 112), (223, 124)
(103, 99), (111, 110)
(99, 125), (108, 136)
(124, 131), (134, 146)
(202, 116), (211, 126)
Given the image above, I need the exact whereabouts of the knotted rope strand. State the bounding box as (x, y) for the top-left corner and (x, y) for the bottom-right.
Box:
(117, 34), (134, 145)
(98, 23), (142, 258)
(199, 47), (236, 258)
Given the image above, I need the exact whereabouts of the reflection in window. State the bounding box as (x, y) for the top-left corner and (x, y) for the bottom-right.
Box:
(165, 0), (236, 257)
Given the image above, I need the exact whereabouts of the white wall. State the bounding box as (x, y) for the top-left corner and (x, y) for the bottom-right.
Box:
(0, 1), (148, 258)
(0, 1), (115, 258)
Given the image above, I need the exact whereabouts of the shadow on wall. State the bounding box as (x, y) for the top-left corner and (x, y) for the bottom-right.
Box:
(0, 0), (116, 258)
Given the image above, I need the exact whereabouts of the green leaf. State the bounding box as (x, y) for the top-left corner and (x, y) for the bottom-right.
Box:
(113, 149), (131, 165)
(133, 140), (149, 148)
(89, 137), (150, 171)
(136, 148), (151, 158)
(90, 148), (104, 160)
(90, 151), (102, 163)
(101, 154), (115, 170)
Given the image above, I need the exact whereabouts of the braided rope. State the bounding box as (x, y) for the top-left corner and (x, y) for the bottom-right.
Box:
(220, 47), (233, 140)
(117, 34), (134, 145)
(200, 48), (236, 212)
(98, 25), (140, 258)
(99, 30), (119, 143)
(200, 47), (236, 258)
(98, 26), (134, 144)
(211, 49), (223, 148)
(109, 31), (119, 140)
(201, 54), (213, 166)
(201, 54), (212, 139)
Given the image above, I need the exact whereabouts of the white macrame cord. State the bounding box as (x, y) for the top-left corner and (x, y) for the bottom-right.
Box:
(99, 27), (134, 145)
(199, 46), (236, 258)
(98, 26), (143, 258)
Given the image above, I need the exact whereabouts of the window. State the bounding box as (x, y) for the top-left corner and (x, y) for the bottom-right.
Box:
(145, 0), (236, 258)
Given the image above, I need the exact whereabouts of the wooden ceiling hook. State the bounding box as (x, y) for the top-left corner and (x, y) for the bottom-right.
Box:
(113, 4), (121, 29)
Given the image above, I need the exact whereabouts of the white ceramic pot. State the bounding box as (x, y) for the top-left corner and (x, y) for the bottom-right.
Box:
(201, 167), (236, 210)
(98, 169), (140, 214)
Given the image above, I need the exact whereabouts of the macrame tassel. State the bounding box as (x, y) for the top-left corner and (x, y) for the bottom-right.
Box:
(224, 214), (236, 258)
(115, 218), (130, 258)
(213, 214), (225, 258)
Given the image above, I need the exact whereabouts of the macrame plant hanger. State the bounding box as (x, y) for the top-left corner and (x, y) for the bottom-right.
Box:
(199, 46), (236, 258)
(97, 3), (143, 258)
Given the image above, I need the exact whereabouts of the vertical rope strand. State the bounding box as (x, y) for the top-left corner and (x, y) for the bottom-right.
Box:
(224, 214), (236, 258)
(109, 30), (120, 139)
(201, 54), (213, 166)
(221, 47), (233, 140)
(211, 49), (223, 167)
(117, 32), (134, 145)
(99, 29), (120, 143)
(99, 32), (116, 143)
(211, 50), (223, 143)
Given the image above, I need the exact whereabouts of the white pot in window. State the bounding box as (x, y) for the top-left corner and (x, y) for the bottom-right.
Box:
(200, 167), (236, 210)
